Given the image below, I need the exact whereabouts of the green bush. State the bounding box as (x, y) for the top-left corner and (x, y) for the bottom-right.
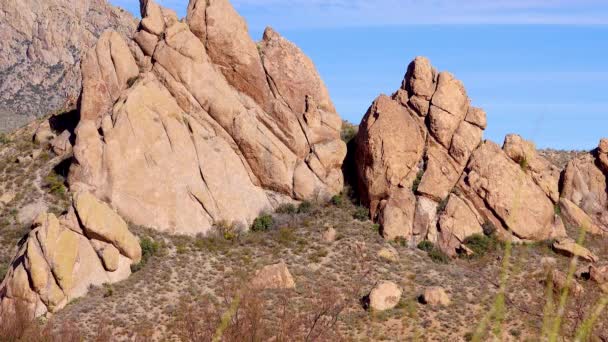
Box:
(276, 203), (297, 215)
(214, 220), (239, 241)
(0, 134), (9, 144)
(0, 263), (7, 281)
(330, 195), (343, 206)
(353, 207), (369, 221)
(298, 201), (313, 214)
(436, 197), (449, 214)
(341, 124), (358, 143)
(44, 171), (67, 198)
(428, 248), (450, 264)
(131, 237), (160, 272)
(412, 169), (424, 193)
(462, 233), (502, 258)
(251, 214), (273, 232)
(554, 203), (562, 216)
(417, 240), (450, 264)
(417, 240), (435, 252)
(519, 157), (529, 171)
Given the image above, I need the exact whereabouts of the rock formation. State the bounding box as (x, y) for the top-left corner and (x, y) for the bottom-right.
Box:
(0, 0), (137, 131)
(356, 57), (566, 255)
(0, 192), (141, 319)
(68, 0), (346, 235)
(561, 139), (608, 234)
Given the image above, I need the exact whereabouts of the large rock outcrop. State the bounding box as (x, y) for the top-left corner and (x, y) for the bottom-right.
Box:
(356, 57), (566, 254)
(561, 139), (608, 234)
(0, 192), (141, 320)
(0, 0), (137, 131)
(68, 0), (346, 235)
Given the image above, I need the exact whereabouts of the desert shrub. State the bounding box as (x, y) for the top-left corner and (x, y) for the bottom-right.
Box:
(436, 197), (449, 214)
(44, 171), (67, 198)
(297, 201), (313, 214)
(554, 203), (562, 216)
(462, 234), (501, 258)
(215, 220), (240, 241)
(0, 133), (10, 144)
(251, 214), (273, 232)
(131, 237), (160, 272)
(103, 283), (114, 298)
(353, 207), (369, 221)
(169, 281), (344, 342)
(330, 194), (343, 206)
(0, 263), (8, 281)
(417, 240), (449, 264)
(275, 203), (297, 215)
(412, 169), (424, 192)
(341, 123), (358, 143)
(519, 157), (529, 171)
(428, 248), (450, 264)
(417, 240), (435, 252)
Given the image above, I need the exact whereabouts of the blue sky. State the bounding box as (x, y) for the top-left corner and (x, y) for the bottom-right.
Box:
(111, 0), (608, 150)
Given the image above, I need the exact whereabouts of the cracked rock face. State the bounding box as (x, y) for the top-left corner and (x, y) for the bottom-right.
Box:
(0, 0), (136, 132)
(68, 0), (346, 235)
(356, 57), (566, 254)
(0, 192), (140, 320)
(561, 139), (608, 233)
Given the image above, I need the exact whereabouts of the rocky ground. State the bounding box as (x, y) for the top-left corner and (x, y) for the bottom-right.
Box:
(1, 124), (607, 341)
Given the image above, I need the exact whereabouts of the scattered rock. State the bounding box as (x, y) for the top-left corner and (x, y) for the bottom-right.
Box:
(553, 238), (598, 263)
(51, 130), (72, 156)
(421, 286), (451, 306)
(589, 265), (608, 284)
(368, 281), (402, 311)
(0, 197), (140, 320)
(560, 198), (604, 235)
(377, 246), (399, 262)
(0, 191), (16, 206)
(322, 226), (337, 243)
(250, 262), (296, 290)
(548, 269), (584, 297)
(34, 121), (56, 147)
(16, 155), (32, 164)
(540, 257), (557, 270)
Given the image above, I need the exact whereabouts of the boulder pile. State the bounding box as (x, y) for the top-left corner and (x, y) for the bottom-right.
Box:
(0, 192), (141, 318)
(356, 57), (567, 254)
(68, 0), (346, 235)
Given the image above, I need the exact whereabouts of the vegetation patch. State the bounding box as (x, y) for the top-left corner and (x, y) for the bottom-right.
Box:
(251, 214), (274, 232)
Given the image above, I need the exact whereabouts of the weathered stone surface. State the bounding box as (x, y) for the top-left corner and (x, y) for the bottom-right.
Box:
(356, 95), (425, 217)
(250, 262), (296, 290)
(0, 200), (140, 320)
(465, 106), (487, 129)
(378, 188), (416, 241)
(73, 192), (141, 263)
(503, 134), (560, 202)
(69, 0), (345, 236)
(549, 269), (584, 297)
(421, 286), (451, 306)
(438, 194), (483, 255)
(0, 0), (136, 132)
(418, 138), (463, 201)
(51, 130), (72, 156)
(368, 281), (402, 311)
(553, 237), (598, 263)
(562, 141), (608, 232)
(463, 141), (557, 241)
(428, 72), (470, 148)
(560, 198), (604, 235)
(34, 121), (56, 146)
